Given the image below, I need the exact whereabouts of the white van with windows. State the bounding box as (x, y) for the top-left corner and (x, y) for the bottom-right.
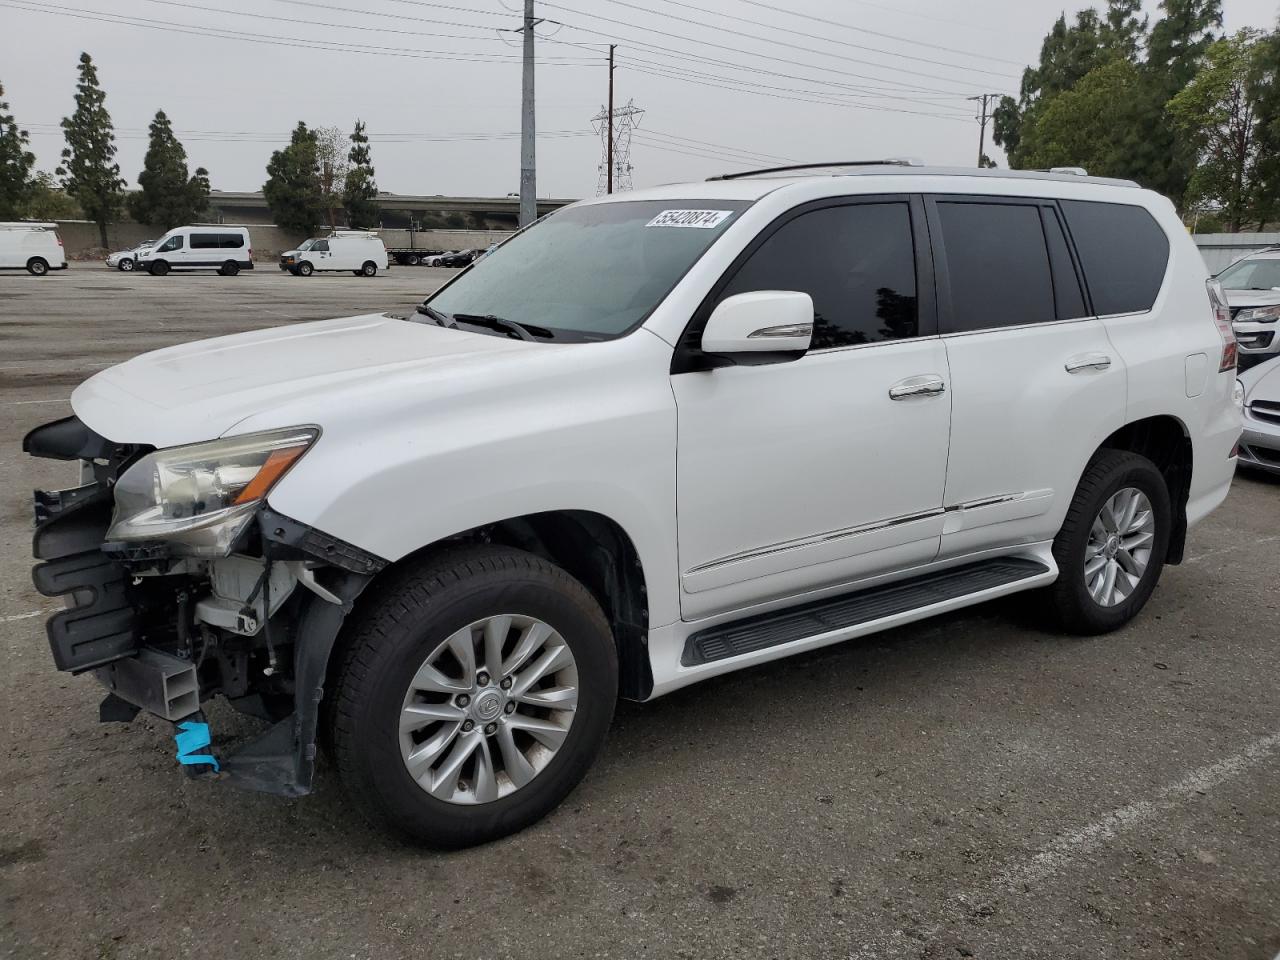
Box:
(136, 225), (253, 276)
(0, 222), (67, 275)
(280, 231), (388, 277)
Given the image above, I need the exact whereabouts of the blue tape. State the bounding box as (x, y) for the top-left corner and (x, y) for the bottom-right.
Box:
(174, 721), (220, 772)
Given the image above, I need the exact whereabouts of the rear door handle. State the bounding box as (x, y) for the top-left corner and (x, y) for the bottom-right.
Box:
(1065, 353), (1112, 373)
(889, 375), (946, 400)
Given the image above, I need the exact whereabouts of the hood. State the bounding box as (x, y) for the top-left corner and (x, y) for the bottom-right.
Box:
(1224, 288), (1280, 308)
(1240, 354), (1280, 398)
(71, 312), (536, 447)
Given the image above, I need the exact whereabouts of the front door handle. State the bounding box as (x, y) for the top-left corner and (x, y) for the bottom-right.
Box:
(889, 375), (946, 400)
(1065, 353), (1112, 373)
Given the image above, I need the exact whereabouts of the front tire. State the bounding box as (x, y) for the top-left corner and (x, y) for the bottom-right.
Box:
(1046, 450), (1171, 635)
(148, 260), (169, 276)
(27, 257), (49, 276)
(328, 545), (618, 848)
(297, 261), (314, 277)
(361, 260), (377, 276)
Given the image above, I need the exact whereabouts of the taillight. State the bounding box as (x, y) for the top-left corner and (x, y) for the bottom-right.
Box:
(248, 247), (253, 259)
(1207, 278), (1237, 372)
(55, 234), (63, 246)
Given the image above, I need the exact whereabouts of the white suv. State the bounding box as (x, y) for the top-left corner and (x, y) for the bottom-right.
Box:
(1215, 247), (1280, 365)
(25, 163), (1241, 848)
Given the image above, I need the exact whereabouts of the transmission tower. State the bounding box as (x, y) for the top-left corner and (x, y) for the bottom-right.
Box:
(592, 99), (643, 196)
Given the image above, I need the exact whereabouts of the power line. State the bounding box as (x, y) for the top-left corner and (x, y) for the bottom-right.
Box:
(600, 0), (1017, 78)
(536, 0), (1016, 93)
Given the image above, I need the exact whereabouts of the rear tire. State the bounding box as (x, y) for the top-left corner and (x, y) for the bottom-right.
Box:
(26, 257), (49, 276)
(149, 260), (169, 276)
(361, 260), (377, 277)
(219, 260), (240, 276)
(328, 545), (618, 848)
(406, 254), (420, 266)
(1046, 450), (1171, 635)
(297, 261), (313, 277)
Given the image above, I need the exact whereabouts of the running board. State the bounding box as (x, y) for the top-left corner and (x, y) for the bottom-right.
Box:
(680, 557), (1050, 667)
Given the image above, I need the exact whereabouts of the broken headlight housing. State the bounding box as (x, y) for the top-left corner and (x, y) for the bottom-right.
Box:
(106, 427), (318, 557)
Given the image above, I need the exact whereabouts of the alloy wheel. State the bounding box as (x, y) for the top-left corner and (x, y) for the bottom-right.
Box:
(1084, 486), (1155, 607)
(399, 614), (579, 805)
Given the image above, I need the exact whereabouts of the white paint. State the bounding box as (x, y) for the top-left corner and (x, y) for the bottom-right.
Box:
(1, 397), (71, 406)
(998, 730), (1280, 890)
(0, 610), (46, 624)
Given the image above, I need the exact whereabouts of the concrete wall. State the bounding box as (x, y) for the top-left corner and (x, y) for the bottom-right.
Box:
(1193, 232), (1280, 274)
(53, 220), (513, 261)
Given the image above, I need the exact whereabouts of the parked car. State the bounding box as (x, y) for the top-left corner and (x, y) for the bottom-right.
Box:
(106, 240), (155, 272)
(25, 163), (1240, 849)
(136, 226), (253, 276)
(1215, 247), (1280, 367)
(0, 221), (67, 275)
(281, 231), (388, 277)
(439, 248), (480, 267)
(424, 251), (456, 267)
(1236, 354), (1280, 474)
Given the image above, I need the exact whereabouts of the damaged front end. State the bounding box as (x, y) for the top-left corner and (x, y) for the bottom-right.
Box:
(24, 415), (385, 796)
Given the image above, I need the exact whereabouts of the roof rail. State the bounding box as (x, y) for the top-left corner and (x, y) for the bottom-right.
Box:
(1035, 166), (1089, 176)
(707, 159), (924, 181)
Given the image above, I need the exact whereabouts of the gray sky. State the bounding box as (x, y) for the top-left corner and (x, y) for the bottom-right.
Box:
(3, 0), (1278, 199)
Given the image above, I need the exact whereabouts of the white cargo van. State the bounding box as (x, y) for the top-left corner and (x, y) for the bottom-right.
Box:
(0, 222), (67, 275)
(136, 225), (253, 276)
(280, 231), (387, 277)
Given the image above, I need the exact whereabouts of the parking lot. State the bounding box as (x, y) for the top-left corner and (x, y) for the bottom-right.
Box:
(1, 268), (1278, 959)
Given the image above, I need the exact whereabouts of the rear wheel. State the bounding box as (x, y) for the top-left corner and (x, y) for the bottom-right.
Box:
(118, 258), (134, 272)
(149, 260), (169, 276)
(296, 261), (313, 277)
(26, 258), (49, 276)
(406, 254), (420, 266)
(1046, 450), (1171, 634)
(361, 260), (377, 277)
(219, 260), (240, 276)
(328, 545), (617, 848)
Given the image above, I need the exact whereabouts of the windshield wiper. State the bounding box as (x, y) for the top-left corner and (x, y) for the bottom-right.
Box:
(415, 302), (455, 326)
(451, 313), (554, 341)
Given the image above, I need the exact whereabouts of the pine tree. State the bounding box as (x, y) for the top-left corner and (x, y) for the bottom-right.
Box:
(343, 119), (379, 228)
(127, 110), (210, 229)
(0, 81), (35, 220)
(262, 121), (322, 235)
(57, 52), (125, 247)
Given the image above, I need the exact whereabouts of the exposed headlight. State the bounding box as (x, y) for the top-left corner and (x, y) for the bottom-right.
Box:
(106, 427), (318, 556)
(1233, 379), (1246, 411)
(1234, 305), (1280, 323)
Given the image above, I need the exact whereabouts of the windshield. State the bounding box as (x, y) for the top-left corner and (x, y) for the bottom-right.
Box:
(1218, 257), (1280, 291)
(297, 238), (316, 252)
(426, 199), (751, 340)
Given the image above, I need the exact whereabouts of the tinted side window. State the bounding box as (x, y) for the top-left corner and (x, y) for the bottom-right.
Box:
(312, 239), (329, 252)
(717, 202), (918, 349)
(190, 233), (219, 249)
(220, 233), (244, 249)
(1042, 207), (1087, 319)
(937, 201), (1054, 331)
(1060, 200), (1169, 315)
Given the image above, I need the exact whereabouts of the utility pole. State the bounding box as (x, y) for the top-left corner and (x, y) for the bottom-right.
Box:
(519, 0), (540, 227)
(606, 44), (616, 195)
(968, 93), (999, 168)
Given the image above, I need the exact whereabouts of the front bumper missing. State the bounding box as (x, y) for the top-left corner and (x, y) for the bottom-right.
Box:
(24, 414), (387, 796)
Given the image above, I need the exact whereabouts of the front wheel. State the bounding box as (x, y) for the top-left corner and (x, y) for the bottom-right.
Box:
(148, 260), (169, 276)
(27, 257), (49, 276)
(328, 545), (618, 848)
(1046, 450), (1171, 635)
(360, 260), (377, 276)
(296, 261), (313, 277)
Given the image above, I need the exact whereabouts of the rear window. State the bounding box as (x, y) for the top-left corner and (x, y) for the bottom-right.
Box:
(220, 233), (244, 249)
(1060, 200), (1169, 315)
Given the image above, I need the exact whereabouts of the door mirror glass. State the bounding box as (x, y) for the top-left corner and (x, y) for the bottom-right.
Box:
(701, 290), (814, 356)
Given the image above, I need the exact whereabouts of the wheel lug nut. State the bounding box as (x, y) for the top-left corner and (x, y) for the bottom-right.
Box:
(457, 694), (470, 707)
(462, 720), (474, 732)
(504, 701), (516, 714)
(477, 672), (490, 686)
(484, 722), (497, 735)
(499, 677), (513, 690)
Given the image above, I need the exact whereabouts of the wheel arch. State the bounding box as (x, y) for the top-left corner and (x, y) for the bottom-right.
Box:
(1096, 414), (1192, 564)
(362, 509), (652, 700)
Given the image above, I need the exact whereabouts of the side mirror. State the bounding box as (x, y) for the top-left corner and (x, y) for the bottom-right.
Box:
(701, 291), (814, 359)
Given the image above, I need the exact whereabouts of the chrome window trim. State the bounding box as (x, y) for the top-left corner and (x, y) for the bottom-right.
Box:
(938, 315), (1098, 338)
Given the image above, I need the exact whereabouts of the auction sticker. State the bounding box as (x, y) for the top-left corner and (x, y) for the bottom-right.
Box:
(645, 209), (735, 228)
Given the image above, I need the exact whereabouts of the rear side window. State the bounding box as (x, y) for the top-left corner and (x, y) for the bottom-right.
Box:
(1060, 200), (1169, 315)
(716, 201), (918, 349)
(220, 233), (244, 249)
(936, 201), (1055, 330)
(190, 233), (219, 249)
